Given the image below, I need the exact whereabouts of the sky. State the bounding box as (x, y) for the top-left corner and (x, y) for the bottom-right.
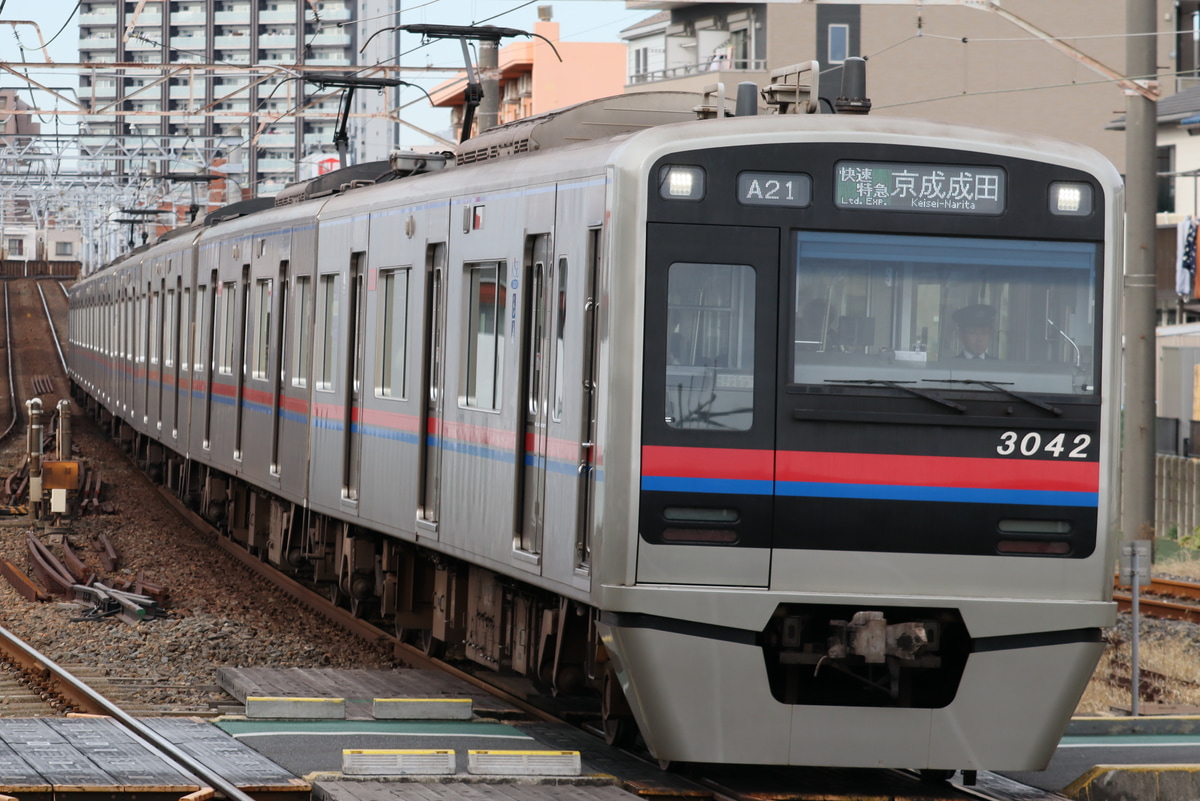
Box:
(0, 0), (646, 149)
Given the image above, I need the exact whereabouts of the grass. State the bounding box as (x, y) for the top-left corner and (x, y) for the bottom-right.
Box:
(1074, 552), (1200, 716)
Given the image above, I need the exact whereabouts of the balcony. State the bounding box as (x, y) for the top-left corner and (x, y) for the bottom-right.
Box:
(214, 34), (252, 49)
(79, 35), (118, 48)
(172, 11), (206, 25)
(79, 9), (117, 24)
(170, 35), (208, 50)
(628, 57), (768, 85)
(258, 34), (298, 50)
(260, 10), (298, 24)
(255, 158), (297, 173)
(124, 37), (160, 51)
(214, 10), (252, 24)
(320, 6), (352, 21)
(309, 31), (351, 47)
(257, 132), (295, 148)
(168, 83), (208, 100)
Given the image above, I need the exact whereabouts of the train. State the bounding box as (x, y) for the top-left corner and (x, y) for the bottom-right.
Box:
(67, 71), (1121, 777)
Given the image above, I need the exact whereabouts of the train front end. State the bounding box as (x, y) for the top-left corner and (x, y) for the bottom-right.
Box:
(596, 115), (1121, 771)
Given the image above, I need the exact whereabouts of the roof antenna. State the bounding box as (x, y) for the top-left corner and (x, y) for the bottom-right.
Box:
(834, 56), (871, 115)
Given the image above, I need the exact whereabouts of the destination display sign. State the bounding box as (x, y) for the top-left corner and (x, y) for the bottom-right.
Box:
(835, 162), (1006, 215)
(737, 171), (812, 208)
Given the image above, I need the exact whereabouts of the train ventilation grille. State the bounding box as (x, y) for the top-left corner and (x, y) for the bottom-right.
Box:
(457, 138), (533, 166)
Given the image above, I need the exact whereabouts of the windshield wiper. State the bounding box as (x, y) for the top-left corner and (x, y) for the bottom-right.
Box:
(824, 380), (966, 413)
(924, 379), (1062, 416)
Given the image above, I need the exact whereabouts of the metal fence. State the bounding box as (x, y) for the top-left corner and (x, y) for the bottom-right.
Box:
(1156, 453), (1200, 539)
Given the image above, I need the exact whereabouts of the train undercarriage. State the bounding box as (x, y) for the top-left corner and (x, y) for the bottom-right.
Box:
(84, 393), (637, 743)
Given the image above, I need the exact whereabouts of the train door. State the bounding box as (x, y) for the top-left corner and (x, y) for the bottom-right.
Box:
(169, 277), (182, 439)
(202, 270), (218, 449)
(343, 253), (366, 501)
(418, 244), (447, 529)
(270, 261), (289, 475)
(516, 234), (552, 558)
(234, 264), (250, 462)
(638, 224), (779, 587)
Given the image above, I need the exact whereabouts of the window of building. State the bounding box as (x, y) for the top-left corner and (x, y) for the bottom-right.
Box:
(828, 24), (849, 64)
(7, 239), (22, 256)
(55, 241), (73, 257)
(1159, 144), (1176, 214)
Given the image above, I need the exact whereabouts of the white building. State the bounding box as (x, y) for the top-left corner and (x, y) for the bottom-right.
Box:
(77, 0), (399, 198)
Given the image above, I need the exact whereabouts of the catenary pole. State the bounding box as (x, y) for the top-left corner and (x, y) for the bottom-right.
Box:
(478, 39), (501, 133)
(1122, 0), (1158, 548)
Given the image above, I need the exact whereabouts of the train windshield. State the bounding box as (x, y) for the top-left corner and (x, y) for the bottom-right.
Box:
(792, 232), (1098, 396)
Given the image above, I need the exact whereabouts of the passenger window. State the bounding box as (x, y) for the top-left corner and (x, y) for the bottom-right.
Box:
(463, 261), (506, 410)
(180, 288), (189, 372)
(293, 275), (311, 387)
(552, 257), (567, 422)
(665, 262), (755, 431)
(219, 281), (237, 375)
(315, 274), (338, 391)
(164, 289), (174, 367)
(194, 285), (207, 372)
(378, 268), (409, 398)
(253, 278), (272, 380)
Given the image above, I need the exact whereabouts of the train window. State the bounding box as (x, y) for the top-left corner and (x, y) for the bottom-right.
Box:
(164, 289), (175, 368)
(552, 257), (567, 423)
(791, 232), (1098, 396)
(253, 278), (272, 380)
(316, 274), (339, 391)
(219, 281), (237, 375)
(463, 260), (507, 410)
(181, 288), (190, 372)
(665, 262), (756, 431)
(194, 285), (207, 372)
(136, 294), (146, 364)
(293, 275), (311, 388)
(378, 268), (409, 399)
(150, 291), (160, 366)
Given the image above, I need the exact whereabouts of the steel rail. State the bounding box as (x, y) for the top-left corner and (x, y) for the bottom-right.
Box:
(1113, 576), (1200, 622)
(0, 284), (17, 441)
(36, 281), (68, 376)
(0, 621), (257, 801)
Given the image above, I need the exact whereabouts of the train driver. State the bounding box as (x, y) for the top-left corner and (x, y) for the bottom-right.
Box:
(953, 304), (997, 360)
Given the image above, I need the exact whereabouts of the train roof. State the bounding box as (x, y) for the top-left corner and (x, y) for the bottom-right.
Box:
(453, 92), (704, 166)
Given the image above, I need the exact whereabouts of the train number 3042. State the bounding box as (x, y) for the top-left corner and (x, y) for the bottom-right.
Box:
(996, 431), (1091, 459)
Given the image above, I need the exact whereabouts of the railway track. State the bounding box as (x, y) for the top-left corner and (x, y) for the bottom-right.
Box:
(1113, 575), (1200, 622)
(0, 621), (258, 801)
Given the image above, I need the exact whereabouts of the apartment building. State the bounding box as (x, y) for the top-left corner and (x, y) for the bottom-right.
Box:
(621, 0), (1182, 173)
(429, 19), (626, 142)
(77, 0), (398, 198)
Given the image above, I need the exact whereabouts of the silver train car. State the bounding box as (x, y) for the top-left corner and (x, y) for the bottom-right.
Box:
(68, 90), (1121, 774)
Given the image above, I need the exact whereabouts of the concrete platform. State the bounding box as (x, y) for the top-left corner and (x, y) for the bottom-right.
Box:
(312, 782), (638, 801)
(0, 717), (309, 801)
(217, 668), (519, 721)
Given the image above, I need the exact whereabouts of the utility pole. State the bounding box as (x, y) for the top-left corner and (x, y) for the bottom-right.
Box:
(1122, 0), (1159, 546)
